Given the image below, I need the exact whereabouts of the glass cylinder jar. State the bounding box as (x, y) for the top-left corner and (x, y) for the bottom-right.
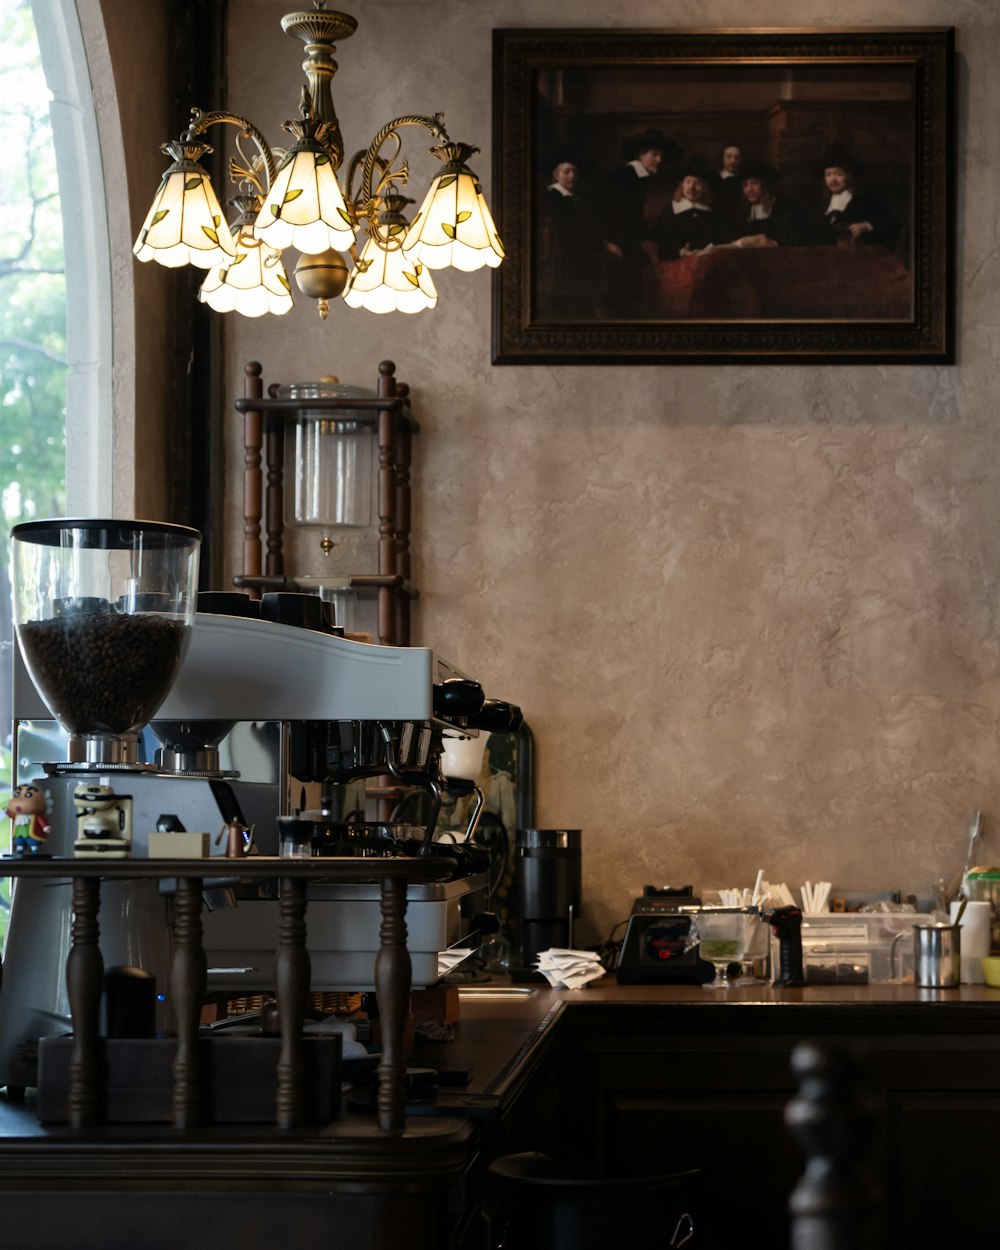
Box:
(278, 377), (376, 533)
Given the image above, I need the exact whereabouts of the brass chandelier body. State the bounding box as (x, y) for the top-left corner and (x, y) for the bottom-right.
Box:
(133, 4), (504, 317)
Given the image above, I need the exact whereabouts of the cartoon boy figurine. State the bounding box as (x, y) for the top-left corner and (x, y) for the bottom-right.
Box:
(6, 783), (51, 855)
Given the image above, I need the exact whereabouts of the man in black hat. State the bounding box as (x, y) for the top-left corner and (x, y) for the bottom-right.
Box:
(815, 143), (898, 251)
(736, 160), (812, 247)
(600, 127), (682, 316)
(654, 156), (729, 260)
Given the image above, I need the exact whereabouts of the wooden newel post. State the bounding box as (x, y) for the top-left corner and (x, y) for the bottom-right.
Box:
(786, 1041), (881, 1250)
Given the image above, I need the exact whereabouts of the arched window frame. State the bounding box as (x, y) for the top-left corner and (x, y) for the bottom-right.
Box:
(31, 0), (113, 516)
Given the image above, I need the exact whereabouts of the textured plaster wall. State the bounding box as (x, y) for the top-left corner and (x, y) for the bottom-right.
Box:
(223, 0), (1000, 947)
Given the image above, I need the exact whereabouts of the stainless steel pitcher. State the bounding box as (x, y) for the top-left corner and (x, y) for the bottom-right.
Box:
(913, 922), (962, 988)
(891, 921), (963, 987)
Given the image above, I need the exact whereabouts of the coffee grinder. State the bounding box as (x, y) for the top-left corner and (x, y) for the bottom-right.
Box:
(514, 828), (582, 969)
(0, 519), (201, 1087)
(11, 519), (201, 767)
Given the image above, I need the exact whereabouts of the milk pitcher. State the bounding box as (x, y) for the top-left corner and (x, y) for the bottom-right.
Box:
(912, 922), (962, 988)
(891, 921), (962, 987)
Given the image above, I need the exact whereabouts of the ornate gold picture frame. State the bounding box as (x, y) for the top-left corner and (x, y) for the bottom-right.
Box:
(491, 27), (954, 364)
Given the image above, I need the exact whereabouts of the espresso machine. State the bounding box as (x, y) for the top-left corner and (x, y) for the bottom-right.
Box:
(1, 519), (513, 1091)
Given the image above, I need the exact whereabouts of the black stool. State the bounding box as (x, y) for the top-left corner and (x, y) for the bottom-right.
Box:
(484, 1151), (699, 1249)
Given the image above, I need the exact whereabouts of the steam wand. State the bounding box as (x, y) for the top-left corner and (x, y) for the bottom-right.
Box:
(443, 775), (486, 845)
(377, 725), (487, 855)
(378, 723), (443, 854)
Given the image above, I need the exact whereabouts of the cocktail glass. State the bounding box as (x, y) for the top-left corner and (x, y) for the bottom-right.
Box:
(694, 907), (764, 988)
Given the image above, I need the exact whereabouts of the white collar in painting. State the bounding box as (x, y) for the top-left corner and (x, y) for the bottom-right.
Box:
(673, 198), (710, 213)
(826, 189), (853, 212)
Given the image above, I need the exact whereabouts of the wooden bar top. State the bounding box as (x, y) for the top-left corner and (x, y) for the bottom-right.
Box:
(407, 975), (1000, 1117)
(0, 855), (453, 882)
(556, 976), (1000, 1007)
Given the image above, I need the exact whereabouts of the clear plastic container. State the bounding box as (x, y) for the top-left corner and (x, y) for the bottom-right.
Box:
(775, 912), (936, 984)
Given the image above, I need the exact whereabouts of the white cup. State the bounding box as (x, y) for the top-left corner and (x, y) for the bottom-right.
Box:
(951, 899), (991, 983)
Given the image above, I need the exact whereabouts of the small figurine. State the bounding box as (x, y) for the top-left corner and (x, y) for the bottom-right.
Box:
(6, 783), (52, 856)
(73, 783), (133, 859)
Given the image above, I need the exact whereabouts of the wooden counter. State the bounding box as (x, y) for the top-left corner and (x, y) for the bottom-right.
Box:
(437, 977), (1000, 1250)
(0, 975), (997, 1249)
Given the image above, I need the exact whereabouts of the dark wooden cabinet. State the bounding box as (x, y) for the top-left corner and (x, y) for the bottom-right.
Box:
(541, 996), (1000, 1250)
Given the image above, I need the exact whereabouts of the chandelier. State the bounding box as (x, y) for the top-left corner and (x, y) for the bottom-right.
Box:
(132, 3), (505, 319)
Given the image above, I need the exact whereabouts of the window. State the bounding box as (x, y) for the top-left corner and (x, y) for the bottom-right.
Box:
(0, 0), (111, 932)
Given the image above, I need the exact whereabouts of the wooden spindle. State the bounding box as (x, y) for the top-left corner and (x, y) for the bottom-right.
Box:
(241, 361), (264, 595)
(264, 409), (285, 579)
(171, 877), (206, 1129)
(394, 381), (413, 647)
(275, 876), (309, 1130)
(376, 360), (398, 645)
(66, 876), (103, 1129)
(375, 875), (410, 1133)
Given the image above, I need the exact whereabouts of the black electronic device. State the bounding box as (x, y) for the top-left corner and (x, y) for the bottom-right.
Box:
(615, 886), (716, 984)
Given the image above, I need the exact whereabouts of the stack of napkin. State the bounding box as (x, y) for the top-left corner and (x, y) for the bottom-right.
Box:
(535, 948), (605, 989)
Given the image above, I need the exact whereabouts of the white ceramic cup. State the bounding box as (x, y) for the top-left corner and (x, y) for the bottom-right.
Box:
(951, 899), (991, 983)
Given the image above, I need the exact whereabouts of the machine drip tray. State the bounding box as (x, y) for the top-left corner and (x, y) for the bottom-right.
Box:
(456, 986), (538, 999)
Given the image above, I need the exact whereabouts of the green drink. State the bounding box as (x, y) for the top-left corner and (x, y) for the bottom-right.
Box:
(700, 939), (741, 962)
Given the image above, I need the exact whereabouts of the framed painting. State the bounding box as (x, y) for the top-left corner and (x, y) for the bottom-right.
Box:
(491, 27), (954, 365)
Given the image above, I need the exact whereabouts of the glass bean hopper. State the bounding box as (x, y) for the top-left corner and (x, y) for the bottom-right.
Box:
(11, 518), (201, 765)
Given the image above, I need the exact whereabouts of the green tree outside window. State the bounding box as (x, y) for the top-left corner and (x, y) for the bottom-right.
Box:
(0, 0), (67, 941)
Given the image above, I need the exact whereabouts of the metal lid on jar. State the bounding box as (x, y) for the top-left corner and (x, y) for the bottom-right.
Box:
(11, 518), (202, 548)
(517, 829), (581, 850)
(276, 376), (376, 428)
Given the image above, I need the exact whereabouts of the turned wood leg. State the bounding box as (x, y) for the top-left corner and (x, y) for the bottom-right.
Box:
(275, 876), (309, 1130)
(66, 875), (103, 1130)
(375, 876), (410, 1133)
(171, 876), (206, 1129)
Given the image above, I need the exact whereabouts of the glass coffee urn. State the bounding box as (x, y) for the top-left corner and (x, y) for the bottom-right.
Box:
(280, 376), (375, 630)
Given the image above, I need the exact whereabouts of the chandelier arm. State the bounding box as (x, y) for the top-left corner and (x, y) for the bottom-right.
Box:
(355, 112), (451, 215)
(347, 141), (404, 243)
(187, 109), (279, 194)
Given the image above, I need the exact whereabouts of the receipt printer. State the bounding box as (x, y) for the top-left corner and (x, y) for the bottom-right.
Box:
(615, 886), (716, 984)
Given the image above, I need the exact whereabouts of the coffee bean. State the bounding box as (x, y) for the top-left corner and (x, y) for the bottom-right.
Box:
(18, 613), (188, 735)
